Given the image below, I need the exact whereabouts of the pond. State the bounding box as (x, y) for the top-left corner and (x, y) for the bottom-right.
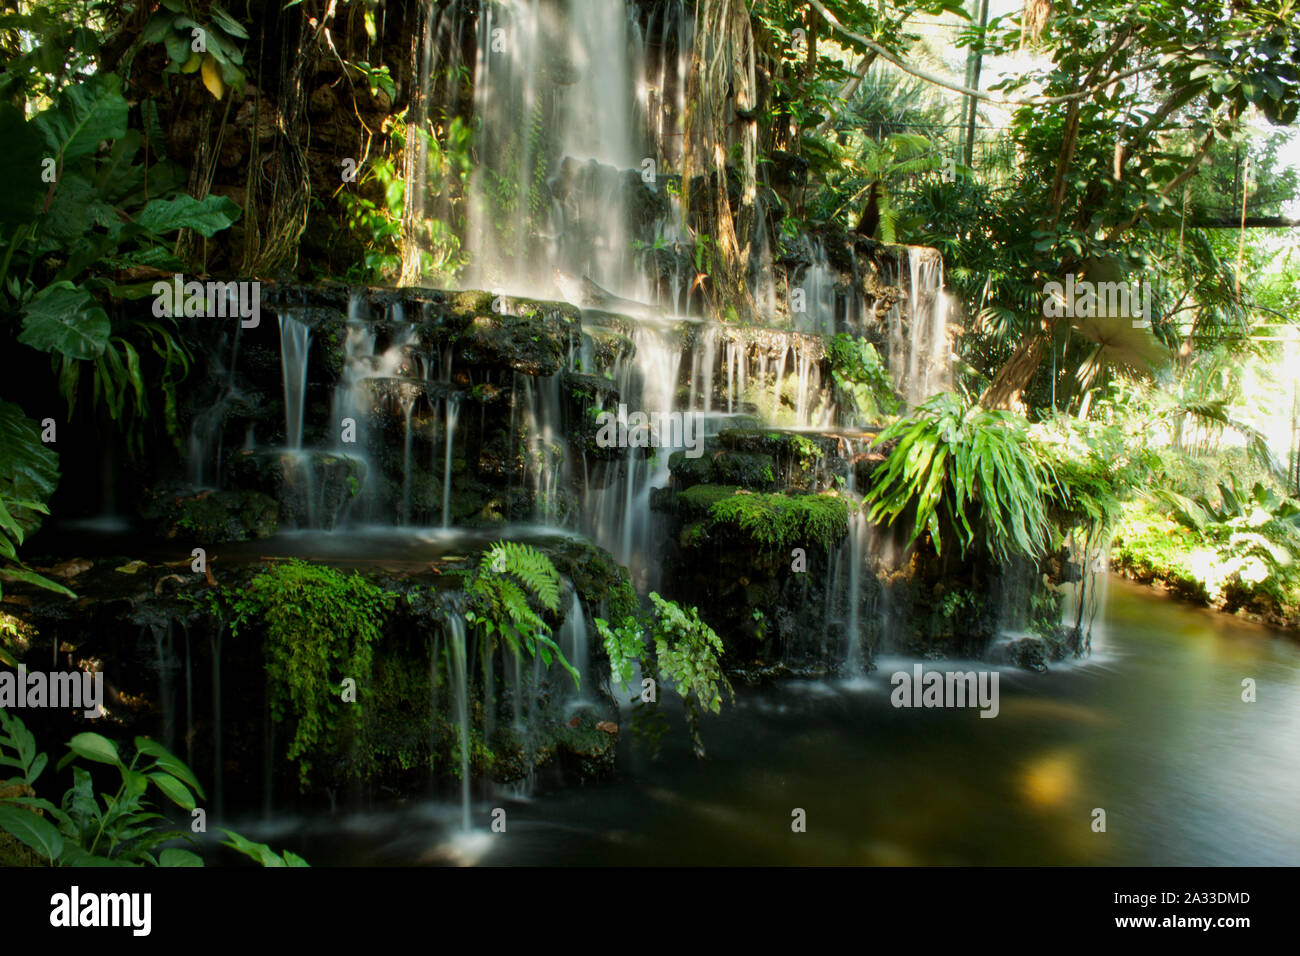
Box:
(236, 576), (1300, 866)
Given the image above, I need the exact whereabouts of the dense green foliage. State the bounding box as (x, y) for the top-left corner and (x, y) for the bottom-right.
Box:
(0, 70), (238, 455)
(865, 393), (1056, 562)
(829, 333), (901, 423)
(0, 401), (73, 601)
(678, 485), (851, 553)
(1116, 480), (1300, 624)
(0, 708), (303, 866)
(596, 592), (733, 758)
(225, 561), (395, 788)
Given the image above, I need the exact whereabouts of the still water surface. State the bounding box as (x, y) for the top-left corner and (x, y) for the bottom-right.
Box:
(247, 576), (1300, 865)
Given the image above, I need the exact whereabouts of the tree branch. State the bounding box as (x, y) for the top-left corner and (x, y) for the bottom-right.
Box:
(807, 0), (1155, 107)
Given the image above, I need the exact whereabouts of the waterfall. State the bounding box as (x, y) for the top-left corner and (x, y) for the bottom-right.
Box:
(583, 324), (682, 588)
(900, 248), (951, 407)
(561, 588), (591, 704)
(277, 311), (311, 449)
(520, 374), (567, 525)
(439, 0), (661, 298)
(441, 396), (460, 528)
(794, 237), (838, 336)
(447, 614), (471, 833)
(187, 324), (243, 488)
(152, 624), (175, 753)
(211, 629), (223, 820)
(842, 442), (868, 674)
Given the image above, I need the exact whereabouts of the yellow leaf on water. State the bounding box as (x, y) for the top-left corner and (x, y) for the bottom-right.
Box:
(200, 53), (224, 100)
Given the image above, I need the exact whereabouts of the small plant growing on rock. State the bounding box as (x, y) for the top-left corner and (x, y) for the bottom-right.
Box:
(462, 541), (578, 687)
(224, 560), (395, 788)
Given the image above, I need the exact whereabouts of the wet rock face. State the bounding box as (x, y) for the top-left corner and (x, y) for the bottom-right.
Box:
(990, 636), (1051, 673)
(7, 536), (624, 813)
(224, 450), (367, 531)
(653, 483), (854, 664)
(454, 301), (580, 375)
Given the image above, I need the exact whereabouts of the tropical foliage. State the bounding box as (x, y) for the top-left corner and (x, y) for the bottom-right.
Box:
(222, 561), (396, 788)
(0, 708), (304, 866)
(462, 541), (579, 688)
(865, 393), (1056, 562)
(596, 593), (733, 758)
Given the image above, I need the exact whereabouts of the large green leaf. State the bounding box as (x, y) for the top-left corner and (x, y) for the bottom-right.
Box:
(0, 401), (60, 539)
(147, 772), (195, 811)
(35, 173), (119, 245)
(0, 565), (75, 598)
(0, 104), (46, 227)
(134, 194), (241, 237)
(0, 803), (64, 862)
(159, 847), (204, 867)
(18, 281), (111, 360)
(134, 737), (204, 795)
(220, 828), (288, 867)
(33, 73), (129, 166)
(65, 732), (122, 767)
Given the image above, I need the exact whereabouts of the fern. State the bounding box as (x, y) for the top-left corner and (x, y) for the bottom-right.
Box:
(480, 541), (560, 612)
(865, 393), (1055, 562)
(648, 593), (732, 758)
(466, 542), (576, 688)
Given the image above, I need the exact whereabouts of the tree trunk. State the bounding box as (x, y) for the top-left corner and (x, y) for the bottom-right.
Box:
(979, 317), (1054, 410)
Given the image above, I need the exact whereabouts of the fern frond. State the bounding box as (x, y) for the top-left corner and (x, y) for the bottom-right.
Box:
(483, 541), (560, 611)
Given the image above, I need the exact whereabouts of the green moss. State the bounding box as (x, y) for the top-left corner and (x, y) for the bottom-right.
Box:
(708, 452), (778, 490)
(677, 483), (744, 517)
(677, 485), (851, 553)
(222, 560), (396, 788)
(680, 521), (709, 549)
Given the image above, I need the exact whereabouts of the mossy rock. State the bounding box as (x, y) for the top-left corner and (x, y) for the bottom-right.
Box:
(139, 486), (279, 542)
(554, 715), (618, 784)
(716, 428), (836, 489)
(668, 449), (712, 490)
(453, 299), (580, 376)
(672, 485), (851, 553)
(224, 450), (366, 531)
(707, 452), (778, 490)
(548, 538), (638, 624)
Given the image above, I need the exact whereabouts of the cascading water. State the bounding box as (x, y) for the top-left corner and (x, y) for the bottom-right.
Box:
(898, 247), (951, 408)
(441, 396), (460, 528)
(208, 1), (971, 838)
(561, 588), (591, 705)
(792, 236), (838, 336)
(447, 613), (471, 833)
(278, 311), (311, 449)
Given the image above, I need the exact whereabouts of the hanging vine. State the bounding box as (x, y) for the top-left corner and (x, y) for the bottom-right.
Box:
(681, 0), (759, 321)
